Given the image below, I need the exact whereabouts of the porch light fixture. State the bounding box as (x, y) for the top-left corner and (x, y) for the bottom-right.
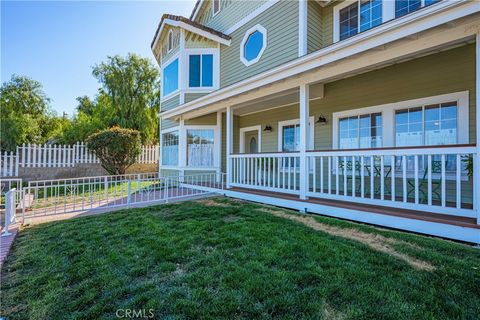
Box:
(316, 115), (327, 125)
(263, 125), (272, 132)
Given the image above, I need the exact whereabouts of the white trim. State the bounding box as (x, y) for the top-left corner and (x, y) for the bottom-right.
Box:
(278, 117), (315, 151)
(152, 18), (231, 50)
(167, 30), (174, 53)
(299, 0), (308, 57)
(240, 125), (262, 153)
(475, 32), (480, 224)
(185, 48), (220, 90)
(240, 24), (267, 67)
(161, 0), (478, 119)
(333, 0), (447, 43)
(224, 0), (280, 35)
(332, 91), (470, 149)
(222, 189), (480, 244)
(161, 55), (180, 101)
(212, 0), (221, 17)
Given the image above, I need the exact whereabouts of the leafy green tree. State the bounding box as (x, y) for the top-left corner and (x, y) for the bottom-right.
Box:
(86, 126), (141, 175)
(92, 54), (160, 144)
(0, 75), (70, 151)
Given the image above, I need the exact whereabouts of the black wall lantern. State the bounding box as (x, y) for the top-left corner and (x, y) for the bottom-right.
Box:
(316, 115), (327, 126)
(263, 125), (272, 132)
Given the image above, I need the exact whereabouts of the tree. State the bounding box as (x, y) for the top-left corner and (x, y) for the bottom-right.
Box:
(92, 54), (160, 144)
(0, 75), (70, 151)
(86, 127), (141, 175)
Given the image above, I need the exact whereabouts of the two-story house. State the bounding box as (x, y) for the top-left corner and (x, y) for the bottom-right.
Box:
(152, 0), (480, 244)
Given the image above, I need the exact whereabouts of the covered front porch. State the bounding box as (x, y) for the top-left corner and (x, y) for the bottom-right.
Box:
(160, 21), (480, 243)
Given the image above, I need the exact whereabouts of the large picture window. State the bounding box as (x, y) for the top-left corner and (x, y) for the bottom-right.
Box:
(339, 113), (382, 149)
(162, 58), (178, 96)
(162, 131), (179, 166)
(189, 54), (213, 88)
(187, 129), (214, 167)
(395, 102), (457, 147)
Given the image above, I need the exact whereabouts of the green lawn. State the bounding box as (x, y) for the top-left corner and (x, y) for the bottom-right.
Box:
(1, 197), (479, 319)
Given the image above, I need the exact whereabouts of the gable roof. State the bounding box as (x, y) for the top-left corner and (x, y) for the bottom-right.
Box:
(151, 14), (231, 50)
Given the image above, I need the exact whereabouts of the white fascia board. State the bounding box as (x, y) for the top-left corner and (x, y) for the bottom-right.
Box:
(191, 0), (205, 21)
(161, 0), (479, 119)
(153, 19), (231, 50)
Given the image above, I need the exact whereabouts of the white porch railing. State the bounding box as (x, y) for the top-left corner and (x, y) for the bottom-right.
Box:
(229, 145), (476, 217)
(230, 152), (301, 194)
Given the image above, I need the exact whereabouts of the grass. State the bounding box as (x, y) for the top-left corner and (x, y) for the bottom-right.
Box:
(1, 197), (479, 319)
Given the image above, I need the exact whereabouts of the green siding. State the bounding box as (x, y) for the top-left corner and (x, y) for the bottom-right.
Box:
(321, 1), (336, 48)
(161, 94), (180, 112)
(186, 113), (217, 125)
(160, 27), (181, 65)
(197, 0), (268, 33)
(307, 0), (323, 54)
(236, 45), (476, 152)
(184, 92), (209, 103)
(220, 0), (298, 88)
(161, 118), (179, 130)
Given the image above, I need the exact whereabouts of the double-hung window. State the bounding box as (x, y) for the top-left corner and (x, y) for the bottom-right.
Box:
(189, 54), (213, 88)
(162, 131), (179, 166)
(187, 129), (214, 167)
(162, 58), (179, 97)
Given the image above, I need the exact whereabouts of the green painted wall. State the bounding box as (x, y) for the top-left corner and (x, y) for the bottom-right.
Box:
(307, 0), (323, 54)
(321, 1), (336, 48)
(161, 94), (180, 113)
(220, 0), (298, 88)
(184, 92), (209, 103)
(185, 113), (218, 125)
(235, 45), (476, 152)
(197, 0), (268, 33)
(161, 118), (179, 130)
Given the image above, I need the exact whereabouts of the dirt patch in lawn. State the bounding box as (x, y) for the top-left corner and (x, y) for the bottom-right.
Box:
(197, 199), (231, 207)
(261, 208), (435, 271)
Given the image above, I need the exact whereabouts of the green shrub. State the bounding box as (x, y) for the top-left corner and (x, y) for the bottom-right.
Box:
(86, 126), (141, 175)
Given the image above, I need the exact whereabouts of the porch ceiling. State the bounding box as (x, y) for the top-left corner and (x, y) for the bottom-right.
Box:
(232, 82), (325, 116)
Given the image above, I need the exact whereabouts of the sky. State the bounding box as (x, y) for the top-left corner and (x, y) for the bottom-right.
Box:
(1, 0), (196, 116)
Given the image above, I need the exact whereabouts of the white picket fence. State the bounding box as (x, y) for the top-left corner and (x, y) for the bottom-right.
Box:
(0, 143), (159, 177)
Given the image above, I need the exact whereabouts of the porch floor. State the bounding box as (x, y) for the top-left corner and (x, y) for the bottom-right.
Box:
(228, 187), (480, 230)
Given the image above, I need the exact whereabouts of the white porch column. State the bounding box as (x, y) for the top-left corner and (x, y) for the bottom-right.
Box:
(476, 32), (480, 224)
(226, 106), (233, 188)
(215, 111), (222, 182)
(178, 118), (186, 177)
(299, 83), (310, 200)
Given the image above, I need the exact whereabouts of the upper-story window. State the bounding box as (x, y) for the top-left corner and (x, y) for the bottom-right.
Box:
(167, 30), (174, 52)
(334, 0), (442, 42)
(212, 0), (221, 16)
(338, 0), (382, 41)
(240, 25), (267, 66)
(162, 58), (178, 97)
(395, 0), (440, 18)
(189, 54), (213, 88)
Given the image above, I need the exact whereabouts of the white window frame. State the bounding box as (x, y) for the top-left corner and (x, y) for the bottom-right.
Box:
(240, 125), (262, 153)
(161, 54), (180, 101)
(167, 30), (174, 52)
(332, 91), (469, 149)
(277, 117), (315, 152)
(186, 48), (220, 91)
(160, 126), (180, 167)
(333, 0), (440, 43)
(212, 0), (221, 17)
(240, 24), (267, 67)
